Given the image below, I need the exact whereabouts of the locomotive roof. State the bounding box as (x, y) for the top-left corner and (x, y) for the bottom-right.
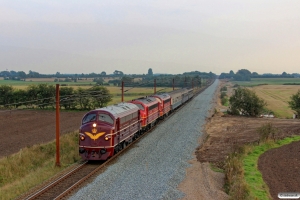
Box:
(152, 93), (170, 101)
(96, 102), (139, 117)
(132, 96), (158, 105)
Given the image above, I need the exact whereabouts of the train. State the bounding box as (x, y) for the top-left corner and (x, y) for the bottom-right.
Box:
(79, 88), (194, 161)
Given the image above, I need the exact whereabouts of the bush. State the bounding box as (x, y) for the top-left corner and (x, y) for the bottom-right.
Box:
(220, 86), (227, 92)
(229, 87), (267, 116)
(257, 123), (278, 142)
(288, 89), (300, 117)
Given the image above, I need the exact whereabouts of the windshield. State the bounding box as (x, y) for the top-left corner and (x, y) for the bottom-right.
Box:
(82, 113), (96, 124)
(98, 113), (114, 124)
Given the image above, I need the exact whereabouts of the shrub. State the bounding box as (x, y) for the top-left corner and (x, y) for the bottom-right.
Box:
(257, 123), (277, 142)
(229, 87), (267, 116)
(288, 89), (300, 117)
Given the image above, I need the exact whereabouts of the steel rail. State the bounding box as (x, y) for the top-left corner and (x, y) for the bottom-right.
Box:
(24, 161), (88, 200)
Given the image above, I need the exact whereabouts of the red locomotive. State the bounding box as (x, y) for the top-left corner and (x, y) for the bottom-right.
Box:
(79, 89), (194, 161)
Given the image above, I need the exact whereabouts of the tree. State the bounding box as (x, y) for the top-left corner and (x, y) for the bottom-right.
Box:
(148, 68), (153, 76)
(101, 71), (106, 76)
(17, 71), (27, 80)
(0, 85), (14, 107)
(288, 89), (300, 117)
(229, 87), (267, 116)
(282, 72), (287, 76)
(113, 70), (123, 76)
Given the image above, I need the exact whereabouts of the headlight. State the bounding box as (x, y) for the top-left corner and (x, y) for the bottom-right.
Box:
(79, 133), (85, 141)
(92, 123), (97, 127)
(104, 135), (111, 141)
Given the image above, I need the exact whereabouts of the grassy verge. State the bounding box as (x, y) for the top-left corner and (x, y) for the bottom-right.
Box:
(0, 131), (81, 200)
(225, 135), (300, 200)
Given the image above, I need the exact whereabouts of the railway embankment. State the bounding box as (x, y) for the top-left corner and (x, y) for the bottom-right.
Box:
(69, 80), (220, 199)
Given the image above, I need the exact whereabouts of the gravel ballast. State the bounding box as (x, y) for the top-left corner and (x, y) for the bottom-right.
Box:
(70, 80), (219, 200)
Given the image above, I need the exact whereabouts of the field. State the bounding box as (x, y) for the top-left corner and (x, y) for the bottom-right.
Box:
(232, 77), (300, 86)
(226, 78), (300, 118)
(249, 85), (299, 118)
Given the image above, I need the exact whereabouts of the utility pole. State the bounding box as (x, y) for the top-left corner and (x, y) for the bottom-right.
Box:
(172, 78), (174, 90)
(55, 84), (60, 167)
(154, 79), (156, 94)
(121, 81), (124, 102)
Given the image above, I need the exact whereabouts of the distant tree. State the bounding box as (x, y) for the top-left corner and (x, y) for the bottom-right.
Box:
(56, 72), (61, 77)
(148, 68), (153, 76)
(252, 72), (259, 76)
(282, 72), (287, 76)
(234, 69), (251, 81)
(113, 70), (124, 76)
(17, 71), (27, 80)
(93, 78), (104, 85)
(288, 89), (300, 117)
(229, 87), (267, 116)
(101, 71), (106, 76)
(28, 70), (40, 78)
(122, 76), (134, 84)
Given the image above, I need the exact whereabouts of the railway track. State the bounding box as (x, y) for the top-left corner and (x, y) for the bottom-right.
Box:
(19, 82), (214, 200)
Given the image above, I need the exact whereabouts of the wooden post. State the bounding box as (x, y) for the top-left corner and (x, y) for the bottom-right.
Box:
(55, 84), (60, 167)
(154, 79), (156, 94)
(172, 78), (174, 91)
(121, 81), (124, 102)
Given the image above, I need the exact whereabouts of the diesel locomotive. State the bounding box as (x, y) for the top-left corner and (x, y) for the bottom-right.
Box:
(79, 88), (194, 161)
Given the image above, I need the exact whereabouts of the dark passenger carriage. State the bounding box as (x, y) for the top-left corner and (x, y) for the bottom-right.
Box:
(79, 102), (140, 160)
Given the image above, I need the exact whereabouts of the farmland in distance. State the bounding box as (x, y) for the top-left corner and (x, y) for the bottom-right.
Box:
(229, 78), (300, 118)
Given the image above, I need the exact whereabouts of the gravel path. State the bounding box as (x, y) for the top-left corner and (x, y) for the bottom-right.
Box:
(70, 80), (219, 200)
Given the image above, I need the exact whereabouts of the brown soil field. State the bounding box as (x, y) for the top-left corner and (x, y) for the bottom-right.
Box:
(259, 140), (300, 199)
(0, 110), (87, 159)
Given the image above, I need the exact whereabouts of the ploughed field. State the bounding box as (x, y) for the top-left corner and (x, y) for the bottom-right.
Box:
(197, 113), (300, 199)
(0, 110), (87, 158)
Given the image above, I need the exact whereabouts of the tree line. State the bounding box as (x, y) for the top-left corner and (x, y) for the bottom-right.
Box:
(219, 69), (296, 81)
(0, 84), (112, 110)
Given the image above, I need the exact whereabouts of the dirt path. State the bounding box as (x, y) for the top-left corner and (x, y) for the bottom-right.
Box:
(0, 110), (86, 158)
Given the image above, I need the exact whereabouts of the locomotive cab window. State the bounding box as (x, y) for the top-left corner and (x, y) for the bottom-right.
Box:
(136, 104), (144, 110)
(98, 113), (114, 124)
(82, 113), (96, 124)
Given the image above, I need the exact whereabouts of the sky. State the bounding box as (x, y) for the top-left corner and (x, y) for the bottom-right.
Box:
(0, 1), (300, 75)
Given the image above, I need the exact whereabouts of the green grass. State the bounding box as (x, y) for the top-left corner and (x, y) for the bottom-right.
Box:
(0, 131), (81, 200)
(232, 78), (300, 87)
(243, 136), (300, 200)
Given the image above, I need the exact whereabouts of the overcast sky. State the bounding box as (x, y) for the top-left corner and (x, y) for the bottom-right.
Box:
(1, 1), (300, 75)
